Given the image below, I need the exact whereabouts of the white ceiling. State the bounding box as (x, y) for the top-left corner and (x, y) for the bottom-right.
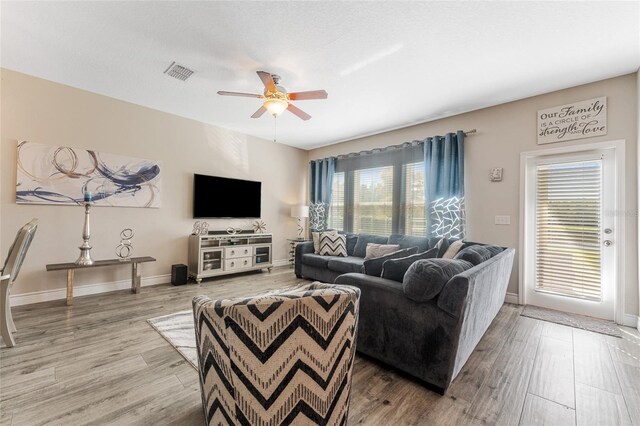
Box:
(2, 1), (639, 150)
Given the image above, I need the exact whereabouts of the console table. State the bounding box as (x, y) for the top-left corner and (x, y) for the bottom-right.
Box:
(46, 256), (156, 306)
(188, 233), (272, 283)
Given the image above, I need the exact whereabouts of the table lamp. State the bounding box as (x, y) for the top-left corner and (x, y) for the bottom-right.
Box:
(290, 205), (309, 239)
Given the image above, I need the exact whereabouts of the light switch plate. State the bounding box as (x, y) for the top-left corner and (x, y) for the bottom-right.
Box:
(495, 215), (511, 225)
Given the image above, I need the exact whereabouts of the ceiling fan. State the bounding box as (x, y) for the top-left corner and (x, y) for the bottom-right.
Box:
(218, 71), (328, 121)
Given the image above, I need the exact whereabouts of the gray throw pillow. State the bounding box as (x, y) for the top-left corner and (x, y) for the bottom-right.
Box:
(380, 247), (438, 282)
(353, 234), (389, 258)
(402, 258), (473, 302)
(434, 237), (451, 257)
(362, 247), (418, 277)
(454, 245), (492, 266)
(483, 245), (504, 257)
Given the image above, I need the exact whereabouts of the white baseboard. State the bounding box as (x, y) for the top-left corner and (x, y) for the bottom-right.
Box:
(622, 313), (640, 329)
(10, 274), (171, 307)
(272, 259), (290, 268)
(10, 260), (291, 307)
(504, 292), (520, 305)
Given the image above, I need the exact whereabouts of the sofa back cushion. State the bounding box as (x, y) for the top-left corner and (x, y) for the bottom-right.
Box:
(362, 247), (418, 277)
(380, 247), (438, 282)
(454, 245), (493, 266)
(387, 234), (430, 253)
(402, 258), (473, 302)
(318, 232), (347, 257)
(353, 234), (389, 258)
(345, 233), (358, 256)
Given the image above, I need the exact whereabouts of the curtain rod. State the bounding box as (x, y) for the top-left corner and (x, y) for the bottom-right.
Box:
(314, 129), (477, 162)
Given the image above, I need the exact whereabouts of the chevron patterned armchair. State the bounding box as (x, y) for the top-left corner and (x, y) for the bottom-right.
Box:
(193, 282), (360, 426)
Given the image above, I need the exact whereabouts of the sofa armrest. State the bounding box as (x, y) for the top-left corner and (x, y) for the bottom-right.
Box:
(294, 241), (315, 277)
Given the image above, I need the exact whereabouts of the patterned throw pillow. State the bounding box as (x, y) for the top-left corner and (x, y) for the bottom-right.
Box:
(364, 243), (401, 259)
(312, 230), (337, 254)
(309, 202), (329, 232)
(318, 232), (347, 257)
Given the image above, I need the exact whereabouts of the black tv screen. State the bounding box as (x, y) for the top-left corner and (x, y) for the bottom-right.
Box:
(193, 174), (261, 218)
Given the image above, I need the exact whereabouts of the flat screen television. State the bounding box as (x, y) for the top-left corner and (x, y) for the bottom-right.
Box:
(193, 174), (261, 218)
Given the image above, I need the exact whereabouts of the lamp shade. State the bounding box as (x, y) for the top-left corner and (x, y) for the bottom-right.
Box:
(290, 205), (309, 218)
(264, 98), (288, 116)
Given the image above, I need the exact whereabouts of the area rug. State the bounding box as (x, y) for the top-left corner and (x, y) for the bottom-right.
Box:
(147, 310), (198, 369)
(521, 305), (621, 338)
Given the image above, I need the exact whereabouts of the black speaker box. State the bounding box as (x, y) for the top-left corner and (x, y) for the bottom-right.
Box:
(171, 264), (188, 285)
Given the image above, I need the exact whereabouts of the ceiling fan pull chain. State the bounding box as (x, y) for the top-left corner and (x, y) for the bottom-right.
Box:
(274, 116), (277, 143)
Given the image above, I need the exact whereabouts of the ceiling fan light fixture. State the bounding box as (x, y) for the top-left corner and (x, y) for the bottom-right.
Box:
(263, 98), (288, 116)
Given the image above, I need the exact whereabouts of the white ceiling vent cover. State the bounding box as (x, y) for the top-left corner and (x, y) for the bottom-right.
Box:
(163, 62), (194, 81)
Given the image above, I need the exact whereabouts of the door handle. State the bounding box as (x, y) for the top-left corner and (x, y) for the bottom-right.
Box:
(603, 240), (612, 247)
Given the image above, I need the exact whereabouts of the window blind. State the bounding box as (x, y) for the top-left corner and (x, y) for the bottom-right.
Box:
(328, 172), (345, 231)
(403, 161), (426, 236)
(535, 160), (602, 301)
(353, 166), (393, 235)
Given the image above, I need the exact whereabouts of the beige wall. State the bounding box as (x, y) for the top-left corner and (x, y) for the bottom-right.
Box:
(310, 73), (639, 318)
(1, 69), (308, 298)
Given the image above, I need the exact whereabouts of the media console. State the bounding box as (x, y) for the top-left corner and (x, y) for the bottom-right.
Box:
(188, 233), (273, 283)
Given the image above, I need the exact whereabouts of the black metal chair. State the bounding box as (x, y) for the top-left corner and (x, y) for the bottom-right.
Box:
(1, 219), (38, 348)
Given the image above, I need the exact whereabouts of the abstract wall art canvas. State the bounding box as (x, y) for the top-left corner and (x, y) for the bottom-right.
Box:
(16, 141), (162, 208)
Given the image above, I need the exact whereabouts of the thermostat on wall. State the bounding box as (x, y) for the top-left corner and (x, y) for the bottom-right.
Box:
(490, 167), (503, 182)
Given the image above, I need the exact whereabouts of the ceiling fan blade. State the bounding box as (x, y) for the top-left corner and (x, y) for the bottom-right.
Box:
(288, 90), (328, 101)
(287, 103), (311, 121)
(251, 106), (267, 119)
(256, 71), (276, 92)
(217, 91), (263, 98)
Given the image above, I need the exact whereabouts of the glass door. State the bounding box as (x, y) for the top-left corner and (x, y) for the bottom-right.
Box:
(201, 249), (223, 274)
(524, 149), (616, 320)
(254, 245), (271, 266)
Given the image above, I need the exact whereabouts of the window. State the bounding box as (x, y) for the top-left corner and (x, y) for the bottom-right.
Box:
(403, 161), (426, 236)
(352, 166), (394, 235)
(328, 172), (345, 230)
(325, 143), (428, 236)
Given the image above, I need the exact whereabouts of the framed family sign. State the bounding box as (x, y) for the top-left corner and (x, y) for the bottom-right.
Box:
(537, 96), (607, 145)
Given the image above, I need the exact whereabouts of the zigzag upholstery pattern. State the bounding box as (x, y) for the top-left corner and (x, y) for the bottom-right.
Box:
(193, 282), (360, 426)
(318, 233), (347, 257)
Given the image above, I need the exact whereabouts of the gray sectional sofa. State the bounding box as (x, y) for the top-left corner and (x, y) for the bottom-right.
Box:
(294, 233), (515, 393)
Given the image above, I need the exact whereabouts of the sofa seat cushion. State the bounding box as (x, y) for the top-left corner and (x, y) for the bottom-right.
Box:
(403, 258), (473, 302)
(381, 247), (438, 282)
(301, 253), (331, 268)
(327, 256), (366, 274)
(387, 234), (431, 253)
(353, 234), (389, 258)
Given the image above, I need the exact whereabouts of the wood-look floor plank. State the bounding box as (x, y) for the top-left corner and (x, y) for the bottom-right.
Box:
(2, 267), (639, 426)
(528, 336), (575, 408)
(613, 361), (640, 425)
(519, 393), (575, 426)
(0, 366), (56, 402)
(576, 383), (632, 426)
(573, 328), (622, 395)
(466, 316), (542, 425)
(606, 330), (640, 369)
(541, 322), (573, 343)
(445, 304), (522, 403)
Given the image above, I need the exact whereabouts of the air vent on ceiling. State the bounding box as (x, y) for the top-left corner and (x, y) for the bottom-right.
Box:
(163, 61), (194, 81)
